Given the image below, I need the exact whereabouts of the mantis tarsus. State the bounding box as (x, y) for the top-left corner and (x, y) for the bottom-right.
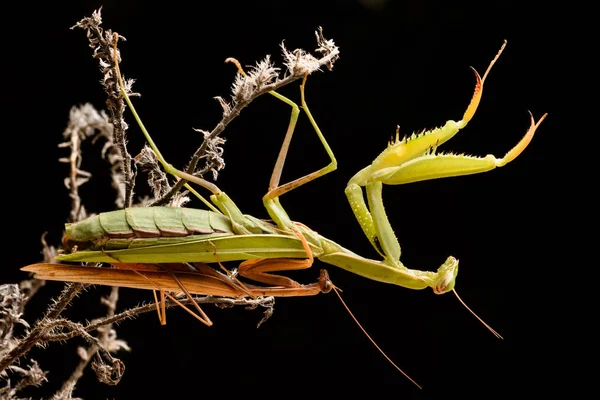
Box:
(23, 36), (546, 387)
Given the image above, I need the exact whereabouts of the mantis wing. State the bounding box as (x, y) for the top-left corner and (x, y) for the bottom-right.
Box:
(57, 234), (322, 264)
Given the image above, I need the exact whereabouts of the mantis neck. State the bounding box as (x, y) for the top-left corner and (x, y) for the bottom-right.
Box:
(314, 236), (446, 292)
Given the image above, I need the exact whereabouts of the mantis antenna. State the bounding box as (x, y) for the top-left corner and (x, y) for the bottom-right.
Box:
(453, 289), (503, 339)
(332, 286), (422, 389)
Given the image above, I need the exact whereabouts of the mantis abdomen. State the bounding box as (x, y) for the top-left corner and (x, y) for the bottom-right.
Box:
(65, 207), (234, 248)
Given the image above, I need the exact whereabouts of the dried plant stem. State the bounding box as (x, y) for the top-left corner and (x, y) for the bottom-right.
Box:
(0, 283), (87, 374)
(65, 127), (85, 222)
(156, 52), (338, 205)
(57, 286), (120, 393)
(46, 284), (88, 319)
(0, 291), (273, 373)
(45, 295), (275, 342)
(153, 32), (340, 205)
(73, 10), (135, 207)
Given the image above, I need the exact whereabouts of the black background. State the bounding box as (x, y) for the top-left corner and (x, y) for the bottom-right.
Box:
(2, 1), (563, 399)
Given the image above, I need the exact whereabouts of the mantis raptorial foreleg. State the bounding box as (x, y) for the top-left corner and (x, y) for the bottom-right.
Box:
(345, 41), (547, 276)
(336, 41), (547, 340)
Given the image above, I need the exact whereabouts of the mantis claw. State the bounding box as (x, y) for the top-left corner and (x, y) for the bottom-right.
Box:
(496, 111), (548, 167)
(459, 66), (483, 128)
(461, 40), (507, 127)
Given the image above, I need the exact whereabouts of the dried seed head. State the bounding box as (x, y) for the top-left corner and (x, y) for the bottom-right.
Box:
(0, 284), (30, 339)
(91, 357), (125, 386)
(193, 128), (226, 180)
(73, 8), (137, 207)
(6, 360), (47, 390)
(230, 56), (280, 103)
(214, 96), (232, 117)
(315, 27), (340, 71)
(248, 56), (280, 89)
(135, 145), (171, 200)
(280, 42), (321, 76)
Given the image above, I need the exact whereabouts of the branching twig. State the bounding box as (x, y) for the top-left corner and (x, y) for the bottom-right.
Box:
(135, 145), (190, 207)
(153, 27), (340, 205)
(54, 102), (129, 394)
(1, 98), (121, 383)
(1, 360), (47, 399)
(44, 295), (276, 342)
(56, 286), (124, 392)
(1, 101), (127, 392)
(73, 9), (340, 209)
(33, 317), (125, 386)
(72, 9), (136, 207)
(59, 103), (117, 219)
(0, 283), (86, 375)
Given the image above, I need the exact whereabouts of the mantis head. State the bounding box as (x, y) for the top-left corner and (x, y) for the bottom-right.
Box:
(432, 256), (459, 294)
(431, 257), (502, 338)
(318, 269), (334, 293)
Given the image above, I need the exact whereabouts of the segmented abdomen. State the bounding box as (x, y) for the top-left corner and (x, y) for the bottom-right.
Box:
(65, 207), (234, 244)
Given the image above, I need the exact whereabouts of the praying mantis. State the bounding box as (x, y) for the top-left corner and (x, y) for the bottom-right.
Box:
(22, 36), (546, 387)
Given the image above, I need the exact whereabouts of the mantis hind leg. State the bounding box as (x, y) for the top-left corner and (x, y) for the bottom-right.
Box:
(113, 262), (214, 326)
(262, 73), (338, 230)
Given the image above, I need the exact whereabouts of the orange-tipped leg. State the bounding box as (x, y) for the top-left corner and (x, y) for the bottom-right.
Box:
(460, 40), (507, 127)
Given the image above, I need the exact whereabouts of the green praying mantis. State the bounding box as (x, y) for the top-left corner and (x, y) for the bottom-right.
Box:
(23, 37), (546, 387)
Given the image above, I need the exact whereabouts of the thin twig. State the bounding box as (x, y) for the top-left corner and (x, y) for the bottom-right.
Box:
(72, 9), (136, 207)
(30, 317), (125, 386)
(58, 104), (117, 219)
(45, 295), (276, 342)
(56, 286), (122, 392)
(0, 283), (87, 374)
